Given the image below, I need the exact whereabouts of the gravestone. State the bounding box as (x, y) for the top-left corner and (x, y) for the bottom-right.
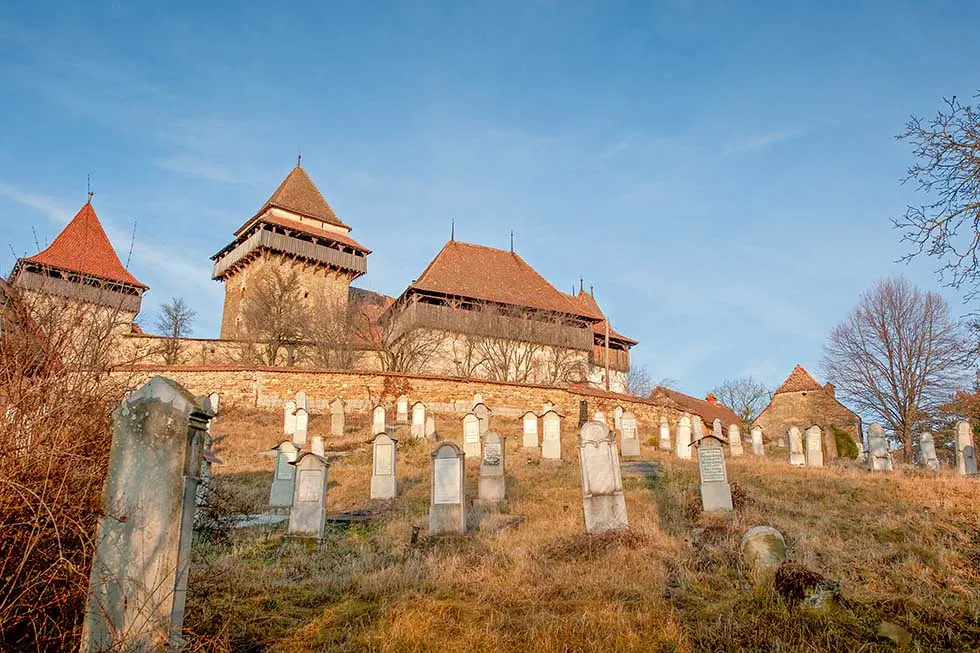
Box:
(620, 411), (640, 457)
(295, 391), (308, 412)
(695, 432), (733, 512)
(425, 415), (436, 439)
(311, 435), (325, 457)
(613, 406), (624, 430)
(522, 411), (539, 450)
(269, 440), (299, 509)
(80, 376), (211, 651)
(473, 393), (484, 407)
(751, 426), (765, 456)
(593, 411), (607, 427)
(462, 413), (481, 458)
(411, 402), (426, 439)
(676, 414), (692, 459)
(543, 401), (555, 413)
(788, 427), (805, 466)
(293, 407), (309, 447)
(287, 451), (330, 539)
(283, 400), (297, 437)
(207, 392), (220, 416)
(919, 432), (940, 471)
(578, 400), (588, 427)
(868, 423), (893, 471)
(371, 432), (398, 500)
(430, 442), (466, 534)
(542, 409), (562, 460)
(578, 421), (629, 534)
(396, 395), (409, 423)
(728, 424), (744, 457)
(478, 432), (506, 503)
(473, 402), (491, 435)
(659, 417), (671, 451)
(329, 397), (345, 436)
(956, 420), (978, 476)
(805, 426), (824, 467)
(373, 405), (386, 435)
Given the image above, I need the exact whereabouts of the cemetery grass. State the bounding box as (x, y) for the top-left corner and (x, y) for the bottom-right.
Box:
(188, 412), (980, 652)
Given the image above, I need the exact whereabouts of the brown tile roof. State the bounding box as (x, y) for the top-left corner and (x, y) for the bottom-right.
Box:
(408, 241), (600, 319)
(565, 290), (637, 346)
(21, 201), (147, 289)
(774, 365), (824, 394)
(649, 386), (741, 429)
(242, 214), (370, 254)
(253, 165), (348, 229)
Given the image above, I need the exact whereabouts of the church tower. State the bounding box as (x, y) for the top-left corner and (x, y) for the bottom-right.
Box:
(211, 163), (370, 339)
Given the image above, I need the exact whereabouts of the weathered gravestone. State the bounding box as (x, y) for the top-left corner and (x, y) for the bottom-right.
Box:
(371, 432), (398, 500)
(478, 432), (507, 503)
(620, 411), (640, 457)
(728, 423), (744, 457)
(741, 526), (788, 578)
(919, 432), (940, 471)
(805, 426), (824, 468)
(330, 397), (345, 436)
(695, 431), (733, 512)
(462, 413), (481, 458)
(613, 406), (624, 430)
(578, 420), (629, 534)
(543, 400), (555, 413)
(593, 411), (607, 427)
(542, 409), (562, 460)
(269, 440), (299, 509)
(207, 392), (220, 416)
(430, 442), (466, 534)
(373, 405), (386, 435)
(283, 400), (297, 437)
(712, 419), (724, 441)
(956, 420), (978, 476)
(868, 423), (893, 471)
(310, 435), (325, 457)
(396, 395), (409, 423)
(80, 376), (211, 652)
(472, 393), (484, 407)
(578, 400), (588, 427)
(411, 402), (426, 439)
(293, 407), (309, 447)
(473, 402), (491, 435)
(522, 411), (539, 450)
(788, 426), (806, 466)
(295, 391), (308, 411)
(751, 425), (765, 456)
(425, 415), (436, 439)
(676, 414), (692, 460)
(287, 451), (330, 539)
(659, 417), (671, 451)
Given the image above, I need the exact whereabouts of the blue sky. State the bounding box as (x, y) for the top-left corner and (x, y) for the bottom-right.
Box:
(1, 1), (978, 397)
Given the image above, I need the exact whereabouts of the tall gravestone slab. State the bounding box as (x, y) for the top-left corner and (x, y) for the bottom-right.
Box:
(207, 392), (220, 416)
(283, 400), (297, 437)
(462, 413), (481, 458)
(293, 407), (309, 447)
(919, 432), (940, 471)
(411, 402), (426, 439)
(751, 426), (765, 456)
(472, 393), (484, 407)
(371, 433), (398, 500)
(330, 398), (346, 437)
(613, 406), (624, 430)
(805, 426), (824, 467)
(396, 395), (409, 423)
(956, 420), (978, 476)
(478, 432), (506, 503)
(579, 401), (589, 427)
(373, 405), (386, 435)
(543, 401), (555, 413)
(620, 411), (640, 457)
(593, 411), (607, 427)
(295, 391), (308, 412)
(868, 423), (893, 471)
(522, 411), (539, 450)
(788, 427), (806, 466)
(578, 421), (629, 534)
(80, 376), (211, 652)
(311, 435), (325, 457)
(696, 434), (733, 513)
(269, 440), (299, 509)
(288, 452), (330, 539)
(542, 409), (562, 460)
(430, 442), (466, 534)
(728, 424), (744, 457)
(659, 417), (671, 451)
(473, 402), (491, 435)
(425, 415), (436, 438)
(676, 414), (692, 459)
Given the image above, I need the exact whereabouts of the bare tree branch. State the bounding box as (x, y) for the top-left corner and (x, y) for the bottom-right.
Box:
(711, 376), (771, 426)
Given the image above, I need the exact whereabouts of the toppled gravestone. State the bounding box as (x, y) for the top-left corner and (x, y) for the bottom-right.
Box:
(740, 526), (787, 577)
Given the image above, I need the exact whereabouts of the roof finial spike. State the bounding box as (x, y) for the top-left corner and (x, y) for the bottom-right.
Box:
(589, 285), (594, 298)
(87, 174), (93, 203)
(579, 277), (584, 294)
(451, 219), (455, 241)
(297, 152), (302, 168)
(510, 230), (514, 253)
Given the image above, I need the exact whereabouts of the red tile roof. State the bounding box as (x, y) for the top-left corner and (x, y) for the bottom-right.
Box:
(565, 290), (637, 346)
(774, 365), (824, 395)
(649, 386), (741, 429)
(22, 201), (147, 289)
(409, 241), (600, 319)
(253, 165), (348, 229)
(243, 214), (370, 254)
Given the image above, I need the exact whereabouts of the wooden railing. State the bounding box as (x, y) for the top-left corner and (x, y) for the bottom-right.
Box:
(11, 270), (143, 314)
(212, 228), (367, 279)
(589, 345), (631, 372)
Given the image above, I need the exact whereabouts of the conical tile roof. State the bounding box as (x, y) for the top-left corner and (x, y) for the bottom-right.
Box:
(254, 165), (347, 228)
(774, 365), (823, 394)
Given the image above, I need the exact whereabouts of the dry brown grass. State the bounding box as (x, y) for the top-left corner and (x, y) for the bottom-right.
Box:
(186, 410), (980, 652)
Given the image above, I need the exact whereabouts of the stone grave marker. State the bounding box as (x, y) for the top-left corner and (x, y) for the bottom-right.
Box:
(522, 411), (539, 450)
(473, 393), (484, 407)
(430, 442), (466, 534)
(676, 414), (692, 459)
(543, 400), (555, 413)
(473, 402), (491, 435)
(373, 405), (386, 435)
(425, 415), (436, 439)
(462, 413), (481, 458)
(293, 407), (309, 447)
(956, 420), (978, 476)
(396, 395), (409, 423)
(659, 417), (671, 451)
(411, 402), (426, 439)
(579, 400), (588, 427)
(295, 391), (308, 412)
(919, 432), (940, 471)
(269, 440), (299, 509)
(751, 426), (765, 456)
(728, 423), (744, 457)
(620, 411), (640, 457)
(207, 392), (220, 416)
(578, 420), (629, 534)
(371, 432), (398, 500)
(868, 423), (893, 471)
(283, 400), (297, 436)
(542, 409), (562, 460)
(311, 435), (325, 457)
(80, 376), (211, 651)
(478, 432), (506, 503)
(593, 410), (607, 427)
(695, 430), (733, 512)
(329, 397), (345, 436)
(788, 426), (805, 466)
(613, 406), (624, 430)
(287, 451), (330, 539)
(805, 425), (824, 467)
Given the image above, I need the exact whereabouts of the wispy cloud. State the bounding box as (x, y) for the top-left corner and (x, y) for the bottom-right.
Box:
(0, 183), (72, 224)
(726, 128), (804, 155)
(155, 155), (254, 185)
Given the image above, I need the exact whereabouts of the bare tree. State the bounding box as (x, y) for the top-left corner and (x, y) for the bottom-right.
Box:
(307, 298), (357, 370)
(894, 93), (980, 298)
(154, 297), (196, 364)
(712, 376), (771, 427)
(625, 364), (654, 397)
(822, 277), (972, 459)
(240, 268), (310, 366)
(376, 326), (442, 373)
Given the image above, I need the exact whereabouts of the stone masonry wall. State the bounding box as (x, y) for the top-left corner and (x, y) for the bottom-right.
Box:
(754, 389), (862, 448)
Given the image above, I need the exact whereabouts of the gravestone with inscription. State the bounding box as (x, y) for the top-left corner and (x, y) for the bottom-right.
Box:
(473, 402), (491, 435)
(695, 432), (733, 513)
(788, 426), (805, 466)
(676, 414), (692, 459)
(728, 424), (744, 457)
(411, 402), (426, 439)
(578, 421), (628, 534)
(805, 425), (824, 467)
(293, 407), (309, 447)
(919, 432), (940, 471)
(330, 397), (345, 436)
(396, 395), (409, 423)
(522, 411), (539, 450)
(956, 420), (978, 476)
(287, 452), (330, 538)
(659, 417), (671, 451)
(620, 411), (640, 457)
(462, 413), (481, 458)
(430, 442), (466, 534)
(542, 409), (562, 460)
(751, 426), (765, 456)
(478, 432), (506, 503)
(373, 405), (386, 435)
(283, 400), (297, 437)
(371, 432), (398, 500)
(269, 440), (299, 509)
(868, 423), (893, 471)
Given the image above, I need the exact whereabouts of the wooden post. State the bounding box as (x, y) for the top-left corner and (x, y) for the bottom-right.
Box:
(604, 320), (610, 391)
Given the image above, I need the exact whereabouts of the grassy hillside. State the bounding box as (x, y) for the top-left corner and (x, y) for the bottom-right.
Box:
(186, 409), (980, 651)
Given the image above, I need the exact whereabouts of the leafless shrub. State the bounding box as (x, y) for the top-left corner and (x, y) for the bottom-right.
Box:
(154, 296), (197, 364)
